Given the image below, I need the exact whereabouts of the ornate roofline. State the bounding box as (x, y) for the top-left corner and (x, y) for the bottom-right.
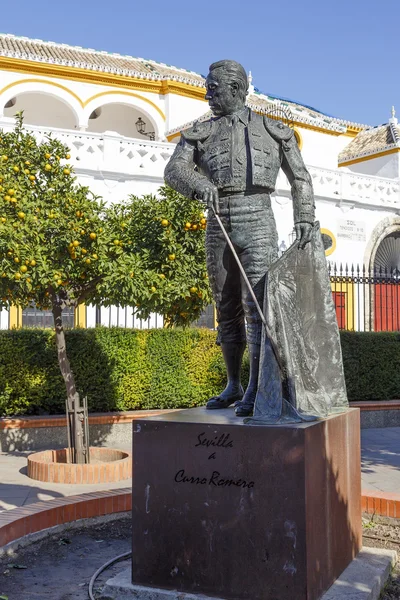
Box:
(338, 121), (400, 165)
(0, 33), (370, 135)
(0, 33), (205, 87)
(166, 105), (362, 139)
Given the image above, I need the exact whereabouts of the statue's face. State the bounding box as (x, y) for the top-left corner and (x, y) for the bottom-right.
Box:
(205, 69), (244, 116)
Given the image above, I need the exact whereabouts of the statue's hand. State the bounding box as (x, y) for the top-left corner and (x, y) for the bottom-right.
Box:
(194, 181), (219, 214)
(295, 222), (313, 250)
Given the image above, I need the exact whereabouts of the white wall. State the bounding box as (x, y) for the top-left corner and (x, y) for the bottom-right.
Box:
(4, 93), (78, 129)
(164, 93), (208, 132)
(345, 154), (400, 179)
(298, 127), (349, 170)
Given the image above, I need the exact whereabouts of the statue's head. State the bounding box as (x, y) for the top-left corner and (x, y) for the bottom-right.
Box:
(205, 60), (248, 117)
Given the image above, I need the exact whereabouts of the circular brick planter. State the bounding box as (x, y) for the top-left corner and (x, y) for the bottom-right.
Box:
(27, 448), (131, 484)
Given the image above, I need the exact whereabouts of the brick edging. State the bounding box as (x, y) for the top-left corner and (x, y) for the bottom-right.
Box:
(362, 489), (400, 518)
(351, 400), (400, 411)
(2, 404), (400, 430)
(0, 488), (131, 548)
(0, 409), (178, 430)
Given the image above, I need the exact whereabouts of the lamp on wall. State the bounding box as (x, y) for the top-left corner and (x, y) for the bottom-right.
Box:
(135, 117), (155, 141)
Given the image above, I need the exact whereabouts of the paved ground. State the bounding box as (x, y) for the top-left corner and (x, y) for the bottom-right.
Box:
(0, 428), (398, 512)
(361, 427), (400, 493)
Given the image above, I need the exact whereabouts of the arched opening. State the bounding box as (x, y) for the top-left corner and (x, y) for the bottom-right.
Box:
(3, 92), (78, 129)
(86, 103), (157, 139)
(372, 231), (400, 331)
(374, 232), (400, 273)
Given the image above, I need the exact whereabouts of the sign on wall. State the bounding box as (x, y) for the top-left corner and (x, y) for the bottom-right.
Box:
(337, 219), (366, 242)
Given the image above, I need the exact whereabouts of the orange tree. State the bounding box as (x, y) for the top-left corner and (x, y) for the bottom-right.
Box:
(0, 115), (145, 462)
(103, 186), (213, 327)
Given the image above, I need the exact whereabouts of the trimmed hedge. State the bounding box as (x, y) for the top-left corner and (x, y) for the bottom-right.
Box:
(0, 329), (398, 417)
(0, 328), (248, 417)
(340, 331), (400, 402)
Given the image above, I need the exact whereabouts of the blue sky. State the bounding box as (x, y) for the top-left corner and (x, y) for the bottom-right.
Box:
(1, 0), (398, 126)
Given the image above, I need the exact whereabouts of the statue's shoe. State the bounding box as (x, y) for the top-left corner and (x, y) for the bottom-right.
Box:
(206, 393), (243, 410)
(235, 402), (254, 417)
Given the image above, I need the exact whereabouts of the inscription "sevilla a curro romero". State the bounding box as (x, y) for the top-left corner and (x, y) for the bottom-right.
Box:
(195, 432), (233, 449)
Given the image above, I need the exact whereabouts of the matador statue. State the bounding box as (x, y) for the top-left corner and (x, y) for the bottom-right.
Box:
(165, 59), (348, 423)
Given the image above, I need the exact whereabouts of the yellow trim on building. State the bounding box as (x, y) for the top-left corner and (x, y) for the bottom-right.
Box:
(320, 228), (336, 256)
(330, 281), (354, 331)
(345, 125), (365, 137)
(9, 305), (22, 328)
(293, 127), (303, 150)
(0, 56), (357, 138)
(0, 77), (84, 107)
(339, 147), (400, 167)
(166, 133), (181, 142)
(0, 56), (205, 102)
(74, 304), (86, 328)
(83, 90), (166, 121)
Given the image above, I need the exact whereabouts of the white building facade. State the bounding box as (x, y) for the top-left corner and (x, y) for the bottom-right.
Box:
(0, 33), (399, 331)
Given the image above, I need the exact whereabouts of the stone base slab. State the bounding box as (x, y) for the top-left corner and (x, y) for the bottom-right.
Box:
(100, 548), (397, 600)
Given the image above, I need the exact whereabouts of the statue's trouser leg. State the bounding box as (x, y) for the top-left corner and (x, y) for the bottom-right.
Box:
(234, 343), (260, 416)
(205, 207), (246, 409)
(205, 194), (278, 410)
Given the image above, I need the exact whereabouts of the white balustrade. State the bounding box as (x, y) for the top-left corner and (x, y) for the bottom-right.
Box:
(0, 119), (174, 181)
(276, 164), (400, 210)
(1, 118), (399, 210)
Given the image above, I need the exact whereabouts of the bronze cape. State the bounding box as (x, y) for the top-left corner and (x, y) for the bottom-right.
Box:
(246, 223), (348, 424)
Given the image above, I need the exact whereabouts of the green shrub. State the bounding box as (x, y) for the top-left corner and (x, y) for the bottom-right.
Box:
(0, 327), (249, 416)
(0, 328), (398, 417)
(340, 331), (400, 401)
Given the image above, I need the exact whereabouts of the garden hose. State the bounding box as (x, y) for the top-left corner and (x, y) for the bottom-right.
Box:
(88, 550), (131, 600)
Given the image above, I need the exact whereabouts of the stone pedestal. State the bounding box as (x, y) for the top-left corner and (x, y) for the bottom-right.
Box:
(131, 408), (361, 600)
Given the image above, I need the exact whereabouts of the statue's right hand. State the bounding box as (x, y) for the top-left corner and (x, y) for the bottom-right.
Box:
(195, 181), (219, 214)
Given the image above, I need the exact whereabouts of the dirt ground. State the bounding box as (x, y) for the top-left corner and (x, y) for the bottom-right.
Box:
(1, 516), (400, 599)
(0, 517), (132, 600)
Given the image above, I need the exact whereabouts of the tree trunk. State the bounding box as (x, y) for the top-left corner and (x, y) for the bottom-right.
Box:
(52, 303), (85, 464)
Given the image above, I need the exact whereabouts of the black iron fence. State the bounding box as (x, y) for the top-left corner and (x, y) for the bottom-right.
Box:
(328, 263), (400, 332)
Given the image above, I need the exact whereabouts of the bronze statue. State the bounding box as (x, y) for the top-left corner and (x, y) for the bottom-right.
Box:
(165, 59), (348, 422)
